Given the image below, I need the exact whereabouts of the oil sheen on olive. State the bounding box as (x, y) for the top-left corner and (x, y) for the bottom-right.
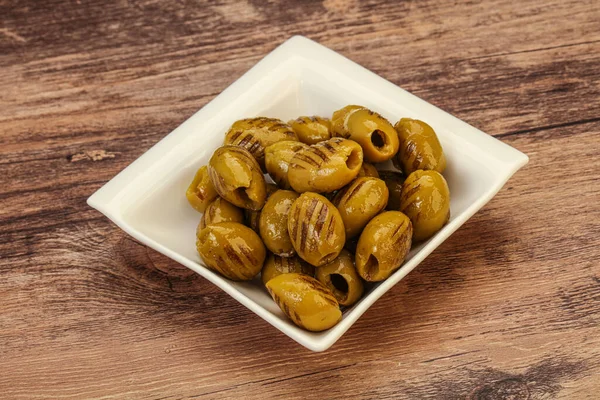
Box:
(186, 165), (218, 213)
(198, 197), (244, 234)
(261, 254), (314, 285)
(355, 211), (412, 281)
(224, 117), (298, 167)
(208, 145), (267, 210)
(379, 170), (405, 210)
(331, 105), (399, 163)
(244, 183), (278, 232)
(287, 137), (363, 193)
(196, 222), (266, 281)
(289, 116), (332, 145)
(357, 162), (379, 178)
(288, 192), (346, 267)
(259, 190), (299, 257)
(266, 273), (342, 332)
(264, 141), (309, 190)
(333, 177), (389, 238)
(394, 118), (446, 175)
(315, 250), (364, 307)
(400, 170), (450, 242)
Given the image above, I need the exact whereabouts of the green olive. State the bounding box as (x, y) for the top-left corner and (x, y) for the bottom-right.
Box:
(394, 118), (446, 175)
(186, 165), (218, 213)
(315, 250), (364, 307)
(198, 197), (244, 235)
(355, 211), (412, 281)
(332, 106), (399, 163)
(259, 190), (299, 257)
(333, 177), (389, 238)
(224, 117), (298, 167)
(244, 183), (278, 232)
(196, 222), (266, 281)
(208, 145), (266, 210)
(357, 162), (379, 178)
(266, 273), (341, 332)
(400, 170), (450, 242)
(378, 170), (405, 210)
(289, 116), (332, 145)
(261, 254), (314, 285)
(287, 137), (363, 193)
(288, 192), (346, 267)
(264, 141), (310, 189)
(331, 105), (363, 136)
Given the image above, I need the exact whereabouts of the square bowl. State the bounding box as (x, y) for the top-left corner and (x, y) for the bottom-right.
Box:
(87, 35), (528, 352)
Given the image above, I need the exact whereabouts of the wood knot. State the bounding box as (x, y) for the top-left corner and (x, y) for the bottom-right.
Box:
(68, 150), (117, 162)
(469, 378), (530, 400)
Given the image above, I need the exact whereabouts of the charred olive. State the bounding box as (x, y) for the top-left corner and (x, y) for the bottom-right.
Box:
(357, 162), (379, 178)
(333, 177), (389, 238)
(289, 116), (332, 145)
(315, 250), (364, 307)
(394, 118), (446, 175)
(186, 165), (218, 213)
(259, 190), (299, 257)
(224, 117), (297, 167)
(288, 192), (346, 267)
(261, 254), (314, 285)
(331, 106), (399, 163)
(244, 183), (278, 232)
(208, 145), (267, 210)
(198, 197), (244, 234)
(196, 222), (266, 281)
(400, 170), (450, 242)
(355, 211), (412, 281)
(264, 141), (310, 190)
(288, 137), (363, 193)
(266, 273), (341, 331)
(378, 170), (405, 210)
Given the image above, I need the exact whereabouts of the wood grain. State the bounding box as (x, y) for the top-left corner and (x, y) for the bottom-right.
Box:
(1, 0), (599, 398)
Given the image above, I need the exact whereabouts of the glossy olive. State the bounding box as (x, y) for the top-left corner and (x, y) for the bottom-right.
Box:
(333, 177), (389, 238)
(288, 192), (346, 267)
(331, 106), (399, 163)
(288, 137), (363, 193)
(264, 141), (309, 190)
(261, 254), (314, 285)
(198, 197), (244, 234)
(394, 118), (446, 175)
(357, 162), (379, 178)
(289, 116), (332, 145)
(208, 146), (267, 210)
(186, 165), (218, 213)
(196, 222), (266, 281)
(400, 170), (450, 242)
(259, 190), (299, 257)
(266, 273), (341, 332)
(378, 170), (405, 210)
(331, 105), (363, 137)
(245, 183), (278, 232)
(315, 250), (364, 307)
(355, 211), (412, 281)
(224, 117), (298, 167)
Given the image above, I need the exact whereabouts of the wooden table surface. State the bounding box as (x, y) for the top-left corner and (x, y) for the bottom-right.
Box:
(2, 0), (599, 398)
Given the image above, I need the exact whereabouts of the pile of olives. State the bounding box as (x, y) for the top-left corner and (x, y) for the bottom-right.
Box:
(187, 106), (450, 332)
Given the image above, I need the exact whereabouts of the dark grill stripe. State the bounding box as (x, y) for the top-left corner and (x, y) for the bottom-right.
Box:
(345, 180), (367, 202)
(314, 202), (329, 238)
(323, 143), (336, 153)
(311, 147), (329, 162)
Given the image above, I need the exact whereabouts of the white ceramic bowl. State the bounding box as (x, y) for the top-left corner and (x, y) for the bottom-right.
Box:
(88, 36), (528, 352)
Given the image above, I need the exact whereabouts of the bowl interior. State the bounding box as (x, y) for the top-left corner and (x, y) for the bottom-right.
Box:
(120, 64), (500, 328)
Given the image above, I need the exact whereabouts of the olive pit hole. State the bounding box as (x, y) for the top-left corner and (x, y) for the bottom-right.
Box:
(371, 130), (386, 148)
(233, 186), (253, 204)
(364, 254), (380, 279)
(330, 273), (349, 294)
(345, 148), (361, 170)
